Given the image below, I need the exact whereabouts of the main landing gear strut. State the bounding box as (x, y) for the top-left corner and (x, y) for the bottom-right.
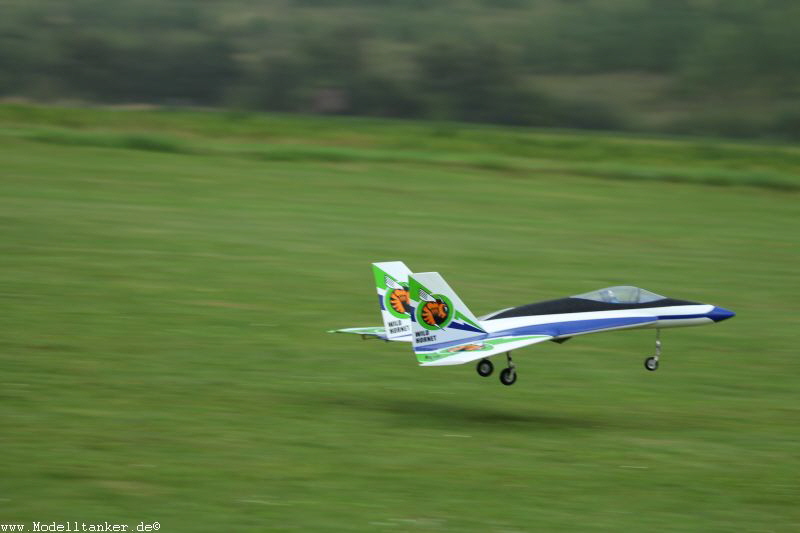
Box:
(644, 329), (661, 371)
(475, 352), (518, 385)
(475, 332), (663, 385)
(499, 352), (517, 385)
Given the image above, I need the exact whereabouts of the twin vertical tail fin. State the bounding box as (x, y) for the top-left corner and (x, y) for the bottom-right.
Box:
(372, 261), (413, 340)
(408, 272), (486, 355)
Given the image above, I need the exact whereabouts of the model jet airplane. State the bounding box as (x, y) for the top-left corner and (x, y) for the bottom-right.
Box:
(330, 261), (735, 385)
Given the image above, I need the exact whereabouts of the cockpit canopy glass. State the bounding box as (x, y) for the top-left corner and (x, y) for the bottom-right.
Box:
(572, 286), (666, 304)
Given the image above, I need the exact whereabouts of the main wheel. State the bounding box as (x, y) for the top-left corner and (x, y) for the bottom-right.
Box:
(499, 367), (517, 386)
(644, 356), (659, 371)
(476, 359), (493, 377)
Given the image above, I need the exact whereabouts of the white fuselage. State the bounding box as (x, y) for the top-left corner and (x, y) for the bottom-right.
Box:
(481, 303), (717, 340)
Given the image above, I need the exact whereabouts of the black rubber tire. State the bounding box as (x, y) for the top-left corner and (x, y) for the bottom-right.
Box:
(476, 359), (494, 377)
(644, 356), (659, 371)
(499, 367), (517, 386)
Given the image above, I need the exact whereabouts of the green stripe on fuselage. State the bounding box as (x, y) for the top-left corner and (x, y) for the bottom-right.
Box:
(416, 335), (548, 363)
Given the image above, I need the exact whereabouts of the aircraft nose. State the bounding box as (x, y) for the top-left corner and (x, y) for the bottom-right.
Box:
(708, 306), (735, 322)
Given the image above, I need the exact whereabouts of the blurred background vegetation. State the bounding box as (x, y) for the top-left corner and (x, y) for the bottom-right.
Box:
(1, 0), (799, 139)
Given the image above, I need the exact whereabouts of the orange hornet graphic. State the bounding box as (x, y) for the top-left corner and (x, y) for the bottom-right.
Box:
(389, 288), (411, 315)
(421, 301), (449, 327)
(419, 288), (450, 328)
(385, 275), (411, 315)
(446, 343), (486, 353)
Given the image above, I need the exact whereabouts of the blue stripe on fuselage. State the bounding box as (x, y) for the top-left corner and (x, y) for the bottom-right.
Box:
(448, 321), (486, 334)
(414, 315), (658, 352)
(414, 310), (717, 353)
(492, 316), (657, 342)
(655, 314), (708, 321)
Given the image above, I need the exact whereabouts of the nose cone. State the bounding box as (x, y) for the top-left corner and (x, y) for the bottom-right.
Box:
(709, 306), (735, 322)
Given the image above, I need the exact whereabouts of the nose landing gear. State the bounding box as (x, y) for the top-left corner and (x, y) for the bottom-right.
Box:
(644, 330), (661, 371)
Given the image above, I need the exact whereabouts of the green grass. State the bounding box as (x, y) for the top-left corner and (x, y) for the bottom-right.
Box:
(3, 104), (800, 191)
(1, 105), (798, 532)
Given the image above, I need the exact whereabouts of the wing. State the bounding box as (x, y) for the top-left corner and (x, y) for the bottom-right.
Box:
(328, 327), (413, 342)
(416, 335), (552, 366)
(541, 315), (658, 338)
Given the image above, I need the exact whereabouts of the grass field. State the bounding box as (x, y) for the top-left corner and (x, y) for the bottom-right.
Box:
(1, 105), (798, 532)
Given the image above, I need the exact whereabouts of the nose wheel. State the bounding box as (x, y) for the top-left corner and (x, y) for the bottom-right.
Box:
(644, 330), (661, 371)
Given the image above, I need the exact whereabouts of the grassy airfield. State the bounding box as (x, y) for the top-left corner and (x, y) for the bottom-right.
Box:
(1, 105), (798, 532)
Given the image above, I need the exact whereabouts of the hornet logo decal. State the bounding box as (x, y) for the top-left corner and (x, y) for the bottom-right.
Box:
(384, 275), (411, 318)
(445, 343), (487, 353)
(416, 288), (454, 330)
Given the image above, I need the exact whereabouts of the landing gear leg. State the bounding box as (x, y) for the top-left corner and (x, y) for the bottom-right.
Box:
(644, 329), (661, 371)
(499, 352), (517, 385)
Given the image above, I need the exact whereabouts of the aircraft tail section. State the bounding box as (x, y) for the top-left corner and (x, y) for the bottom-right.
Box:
(409, 272), (487, 359)
(372, 261), (413, 340)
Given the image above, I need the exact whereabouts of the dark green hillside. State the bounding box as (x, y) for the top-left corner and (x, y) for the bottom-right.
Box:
(2, 0), (799, 137)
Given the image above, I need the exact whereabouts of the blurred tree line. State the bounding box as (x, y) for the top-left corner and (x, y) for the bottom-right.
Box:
(1, 0), (798, 138)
